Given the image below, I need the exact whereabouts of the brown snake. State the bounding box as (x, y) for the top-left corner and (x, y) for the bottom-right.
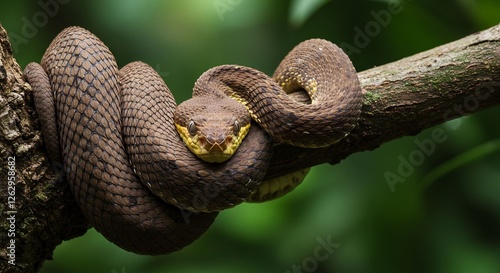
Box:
(24, 26), (362, 255)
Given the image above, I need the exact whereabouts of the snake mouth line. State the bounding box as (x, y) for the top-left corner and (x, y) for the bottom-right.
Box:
(175, 121), (252, 163)
(197, 135), (233, 163)
(175, 123), (243, 163)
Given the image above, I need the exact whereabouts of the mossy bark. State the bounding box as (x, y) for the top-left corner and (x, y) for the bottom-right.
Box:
(266, 23), (500, 179)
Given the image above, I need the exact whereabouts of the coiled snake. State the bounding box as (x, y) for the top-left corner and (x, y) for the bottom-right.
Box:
(24, 27), (362, 255)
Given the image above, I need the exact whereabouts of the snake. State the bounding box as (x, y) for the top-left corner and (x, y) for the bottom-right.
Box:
(23, 26), (362, 255)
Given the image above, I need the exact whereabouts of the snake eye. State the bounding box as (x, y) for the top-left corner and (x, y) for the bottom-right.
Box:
(188, 120), (197, 136)
(233, 120), (241, 135)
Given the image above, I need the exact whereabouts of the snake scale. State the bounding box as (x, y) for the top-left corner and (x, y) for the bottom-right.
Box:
(24, 27), (362, 255)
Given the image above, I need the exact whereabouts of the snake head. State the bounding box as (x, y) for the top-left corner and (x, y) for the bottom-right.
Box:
(174, 96), (251, 163)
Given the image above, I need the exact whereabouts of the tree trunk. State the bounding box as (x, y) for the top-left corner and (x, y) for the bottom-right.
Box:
(0, 23), (499, 272)
(0, 23), (88, 273)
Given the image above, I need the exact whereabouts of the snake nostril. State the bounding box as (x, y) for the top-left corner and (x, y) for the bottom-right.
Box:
(216, 134), (226, 144)
(205, 134), (214, 144)
(206, 134), (226, 145)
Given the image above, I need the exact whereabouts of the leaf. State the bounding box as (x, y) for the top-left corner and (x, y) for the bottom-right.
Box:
(420, 138), (500, 190)
(289, 0), (331, 27)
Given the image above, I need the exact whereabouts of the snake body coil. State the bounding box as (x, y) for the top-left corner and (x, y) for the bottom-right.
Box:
(24, 26), (362, 255)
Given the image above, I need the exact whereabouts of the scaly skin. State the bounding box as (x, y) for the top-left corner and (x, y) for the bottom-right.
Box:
(23, 26), (361, 255)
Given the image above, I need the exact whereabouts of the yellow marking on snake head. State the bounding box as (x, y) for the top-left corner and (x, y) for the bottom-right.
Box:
(174, 95), (252, 163)
(175, 120), (251, 163)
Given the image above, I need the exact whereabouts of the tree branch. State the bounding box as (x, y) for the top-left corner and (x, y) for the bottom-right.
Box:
(265, 23), (500, 180)
(0, 23), (499, 272)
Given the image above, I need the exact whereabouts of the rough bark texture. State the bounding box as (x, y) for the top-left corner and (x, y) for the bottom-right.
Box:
(0, 24), (88, 273)
(0, 23), (499, 272)
(265, 24), (500, 180)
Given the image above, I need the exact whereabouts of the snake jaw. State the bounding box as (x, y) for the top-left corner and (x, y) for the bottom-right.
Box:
(175, 122), (251, 163)
(197, 134), (231, 163)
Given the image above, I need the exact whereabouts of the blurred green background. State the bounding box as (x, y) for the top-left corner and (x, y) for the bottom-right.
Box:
(2, 0), (500, 272)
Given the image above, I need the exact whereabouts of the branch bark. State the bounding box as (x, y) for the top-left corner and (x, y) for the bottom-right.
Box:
(0, 23), (499, 272)
(265, 23), (500, 180)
